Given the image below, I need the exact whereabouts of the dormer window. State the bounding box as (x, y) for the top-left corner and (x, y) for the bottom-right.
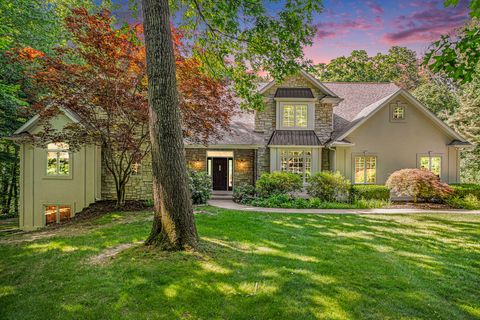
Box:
(390, 102), (406, 122)
(282, 104), (308, 128)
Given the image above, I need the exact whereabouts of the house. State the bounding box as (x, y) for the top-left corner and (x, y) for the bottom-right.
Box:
(9, 70), (471, 230)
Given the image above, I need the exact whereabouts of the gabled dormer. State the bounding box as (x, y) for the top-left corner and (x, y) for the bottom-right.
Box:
(255, 70), (341, 144)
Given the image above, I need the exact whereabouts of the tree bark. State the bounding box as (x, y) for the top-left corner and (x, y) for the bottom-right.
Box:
(142, 0), (199, 250)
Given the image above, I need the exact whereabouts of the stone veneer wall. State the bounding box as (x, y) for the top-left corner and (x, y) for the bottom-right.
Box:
(101, 152), (154, 201)
(254, 74), (334, 176)
(101, 148), (255, 200)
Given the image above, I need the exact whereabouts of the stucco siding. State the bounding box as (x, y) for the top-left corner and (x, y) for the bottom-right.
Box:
(335, 96), (460, 184)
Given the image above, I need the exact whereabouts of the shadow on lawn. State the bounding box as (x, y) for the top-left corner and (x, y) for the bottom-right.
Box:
(0, 210), (479, 319)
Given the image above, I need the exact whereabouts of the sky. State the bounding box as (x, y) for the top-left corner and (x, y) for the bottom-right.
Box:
(112, 0), (470, 64)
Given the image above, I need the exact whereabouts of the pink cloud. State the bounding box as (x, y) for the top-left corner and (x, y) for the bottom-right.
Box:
(367, 1), (384, 15)
(383, 1), (468, 44)
(316, 30), (336, 39)
(316, 18), (374, 40)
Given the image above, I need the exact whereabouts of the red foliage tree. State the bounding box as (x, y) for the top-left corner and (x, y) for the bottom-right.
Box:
(17, 8), (236, 206)
(386, 168), (453, 203)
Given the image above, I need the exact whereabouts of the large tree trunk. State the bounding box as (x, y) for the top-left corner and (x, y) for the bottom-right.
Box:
(142, 0), (198, 250)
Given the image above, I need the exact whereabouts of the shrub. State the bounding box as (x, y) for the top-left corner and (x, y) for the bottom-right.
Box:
(351, 185), (390, 201)
(306, 171), (350, 202)
(255, 172), (303, 198)
(233, 184), (256, 204)
(386, 168), (452, 202)
(446, 194), (480, 210)
(449, 184), (480, 199)
(188, 169), (212, 204)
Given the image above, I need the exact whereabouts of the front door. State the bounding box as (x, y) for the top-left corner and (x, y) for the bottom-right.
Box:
(212, 158), (228, 190)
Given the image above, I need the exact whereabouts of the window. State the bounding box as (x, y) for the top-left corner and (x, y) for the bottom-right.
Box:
(44, 205), (71, 224)
(282, 104), (308, 128)
(47, 143), (70, 176)
(280, 150), (311, 182)
(390, 102), (406, 121)
(354, 156), (377, 184)
(419, 156), (441, 176)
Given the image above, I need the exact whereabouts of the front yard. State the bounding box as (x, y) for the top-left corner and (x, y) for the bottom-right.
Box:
(0, 207), (479, 319)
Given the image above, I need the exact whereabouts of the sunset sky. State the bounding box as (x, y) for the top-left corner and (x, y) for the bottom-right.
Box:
(113, 0), (470, 63)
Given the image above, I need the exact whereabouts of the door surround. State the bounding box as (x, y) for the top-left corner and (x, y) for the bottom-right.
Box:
(206, 150), (234, 191)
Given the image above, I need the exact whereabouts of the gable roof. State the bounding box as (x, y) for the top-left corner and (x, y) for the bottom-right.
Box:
(13, 107), (81, 135)
(323, 84), (469, 144)
(259, 70), (339, 98)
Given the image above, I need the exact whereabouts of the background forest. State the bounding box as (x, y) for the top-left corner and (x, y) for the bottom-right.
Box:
(1, 1), (479, 216)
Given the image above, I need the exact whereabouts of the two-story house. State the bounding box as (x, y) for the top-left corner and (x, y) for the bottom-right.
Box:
(10, 70), (471, 229)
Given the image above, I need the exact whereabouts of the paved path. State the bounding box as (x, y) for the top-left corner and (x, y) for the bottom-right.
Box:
(208, 200), (480, 215)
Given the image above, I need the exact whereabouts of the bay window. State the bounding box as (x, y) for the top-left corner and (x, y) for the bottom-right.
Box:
(354, 155), (377, 184)
(280, 150), (311, 182)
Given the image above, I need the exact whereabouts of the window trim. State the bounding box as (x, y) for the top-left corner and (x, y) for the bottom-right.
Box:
(43, 204), (72, 225)
(279, 148), (312, 183)
(276, 101), (315, 130)
(417, 153), (443, 177)
(44, 143), (73, 180)
(352, 154), (378, 185)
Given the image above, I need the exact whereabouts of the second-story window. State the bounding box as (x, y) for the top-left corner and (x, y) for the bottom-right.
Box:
(282, 104), (308, 128)
(47, 142), (70, 176)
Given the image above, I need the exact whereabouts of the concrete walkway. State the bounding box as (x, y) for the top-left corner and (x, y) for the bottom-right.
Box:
(208, 200), (480, 215)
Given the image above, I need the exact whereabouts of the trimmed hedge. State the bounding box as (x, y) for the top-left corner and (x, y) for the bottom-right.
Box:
(449, 184), (480, 198)
(255, 172), (303, 198)
(351, 185), (390, 201)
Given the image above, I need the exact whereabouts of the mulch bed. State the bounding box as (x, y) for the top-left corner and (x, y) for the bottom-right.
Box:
(388, 202), (456, 210)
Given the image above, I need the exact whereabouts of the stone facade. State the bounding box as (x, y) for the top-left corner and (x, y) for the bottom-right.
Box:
(102, 73), (335, 199)
(254, 74), (334, 177)
(101, 152), (154, 201)
(101, 148), (256, 200)
(254, 74), (334, 142)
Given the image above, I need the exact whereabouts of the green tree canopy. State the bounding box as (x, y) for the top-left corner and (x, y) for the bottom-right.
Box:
(315, 47), (420, 90)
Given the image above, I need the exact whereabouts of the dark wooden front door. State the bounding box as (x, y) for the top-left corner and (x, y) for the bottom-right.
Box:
(212, 158), (228, 190)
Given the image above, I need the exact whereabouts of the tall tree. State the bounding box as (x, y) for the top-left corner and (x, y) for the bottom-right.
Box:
(18, 8), (236, 208)
(141, 0), (323, 249)
(0, 0), (110, 215)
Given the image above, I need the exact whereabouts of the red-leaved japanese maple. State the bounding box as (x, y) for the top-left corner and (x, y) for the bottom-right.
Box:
(18, 8), (236, 206)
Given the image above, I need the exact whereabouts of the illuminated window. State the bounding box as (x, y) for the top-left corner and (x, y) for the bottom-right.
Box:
(44, 205), (71, 224)
(280, 150), (311, 182)
(282, 104), (308, 128)
(354, 156), (377, 184)
(419, 156), (441, 176)
(47, 143), (70, 176)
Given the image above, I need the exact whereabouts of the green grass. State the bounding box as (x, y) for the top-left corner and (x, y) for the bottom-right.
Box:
(1, 207), (479, 319)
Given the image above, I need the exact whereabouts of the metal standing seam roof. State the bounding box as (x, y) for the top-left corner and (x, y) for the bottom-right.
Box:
(274, 88), (314, 98)
(268, 130), (321, 146)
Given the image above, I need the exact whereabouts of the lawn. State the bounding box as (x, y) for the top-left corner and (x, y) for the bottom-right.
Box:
(0, 208), (479, 320)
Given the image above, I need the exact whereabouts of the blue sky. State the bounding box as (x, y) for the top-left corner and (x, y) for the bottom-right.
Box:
(112, 0), (470, 63)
